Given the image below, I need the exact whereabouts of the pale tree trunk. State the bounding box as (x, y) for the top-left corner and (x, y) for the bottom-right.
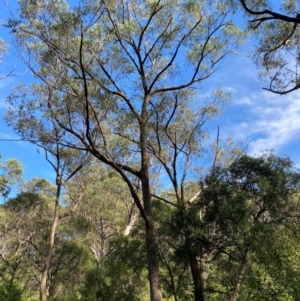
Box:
(40, 184), (61, 301)
(124, 203), (137, 236)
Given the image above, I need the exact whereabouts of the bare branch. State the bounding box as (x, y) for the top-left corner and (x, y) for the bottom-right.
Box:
(239, 0), (300, 23)
(151, 193), (180, 209)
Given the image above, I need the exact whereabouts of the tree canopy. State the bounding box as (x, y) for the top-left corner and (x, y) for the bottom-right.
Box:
(0, 1), (299, 301)
(4, 1), (244, 300)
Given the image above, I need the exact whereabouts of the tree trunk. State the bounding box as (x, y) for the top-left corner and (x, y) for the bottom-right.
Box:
(141, 170), (162, 301)
(140, 95), (162, 301)
(124, 203), (137, 236)
(188, 245), (205, 301)
(145, 216), (162, 301)
(40, 184), (61, 301)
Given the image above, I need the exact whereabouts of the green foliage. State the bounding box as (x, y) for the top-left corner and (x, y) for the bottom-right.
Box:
(4, 0), (300, 300)
(152, 200), (195, 300)
(80, 235), (149, 301)
(171, 153), (300, 300)
(0, 282), (22, 301)
(49, 240), (92, 301)
(4, 191), (44, 212)
(200, 154), (300, 225)
(0, 155), (23, 198)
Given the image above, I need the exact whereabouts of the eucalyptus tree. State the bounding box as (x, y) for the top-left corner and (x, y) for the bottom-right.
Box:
(0, 185), (55, 301)
(5, 100), (89, 300)
(0, 179), (93, 301)
(64, 163), (148, 300)
(0, 154), (23, 199)
(21, 139), (87, 301)
(238, 0), (300, 94)
(65, 163), (138, 261)
(6, 1), (244, 300)
(38, 146), (87, 301)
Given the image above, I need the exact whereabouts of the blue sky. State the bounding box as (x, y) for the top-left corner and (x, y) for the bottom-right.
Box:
(0, 0), (300, 184)
(215, 47), (300, 162)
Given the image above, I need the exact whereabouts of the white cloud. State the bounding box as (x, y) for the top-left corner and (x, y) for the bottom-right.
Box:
(235, 90), (300, 156)
(235, 96), (253, 106)
(213, 49), (300, 164)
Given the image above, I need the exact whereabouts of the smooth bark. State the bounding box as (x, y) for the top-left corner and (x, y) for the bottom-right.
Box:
(124, 203), (137, 236)
(40, 184), (61, 301)
(140, 104), (162, 301)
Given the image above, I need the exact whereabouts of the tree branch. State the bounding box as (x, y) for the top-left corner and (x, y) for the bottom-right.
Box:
(239, 0), (300, 23)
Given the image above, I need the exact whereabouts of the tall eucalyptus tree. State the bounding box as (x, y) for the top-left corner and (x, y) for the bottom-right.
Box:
(6, 1), (244, 300)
